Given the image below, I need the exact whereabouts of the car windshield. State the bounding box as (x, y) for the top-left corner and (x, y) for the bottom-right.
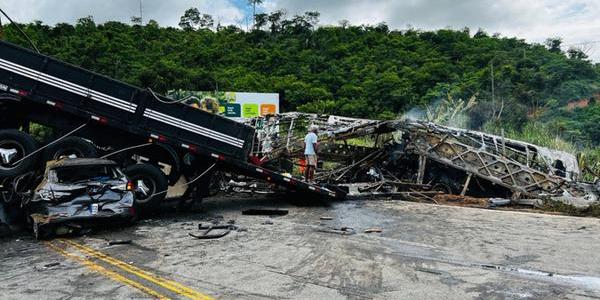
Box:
(50, 165), (123, 184)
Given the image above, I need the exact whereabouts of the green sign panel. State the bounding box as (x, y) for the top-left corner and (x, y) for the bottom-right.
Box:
(242, 104), (259, 118)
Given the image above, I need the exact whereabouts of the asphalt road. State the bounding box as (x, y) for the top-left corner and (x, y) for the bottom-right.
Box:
(1, 195), (600, 299)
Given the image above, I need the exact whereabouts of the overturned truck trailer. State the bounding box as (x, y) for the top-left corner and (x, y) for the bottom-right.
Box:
(247, 112), (599, 207)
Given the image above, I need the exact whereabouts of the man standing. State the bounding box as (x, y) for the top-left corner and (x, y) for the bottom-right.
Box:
(304, 125), (319, 183)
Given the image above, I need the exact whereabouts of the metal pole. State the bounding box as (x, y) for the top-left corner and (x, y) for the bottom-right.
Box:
(460, 173), (472, 196)
(286, 118), (295, 151)
(139, 0), (143, 24)
(253, 2), (256, 28)
(416, 155), (427, 184)
(490, 59), (495, 119)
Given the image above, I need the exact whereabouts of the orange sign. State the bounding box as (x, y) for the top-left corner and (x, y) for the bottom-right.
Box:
(260, 104), (276, 116)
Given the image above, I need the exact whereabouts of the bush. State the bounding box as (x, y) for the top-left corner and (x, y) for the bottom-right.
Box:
(483, 120), (576, 153)
(29, 123), (53, 142)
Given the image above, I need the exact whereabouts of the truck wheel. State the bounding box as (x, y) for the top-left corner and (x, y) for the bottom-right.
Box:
(0, 130), (38, 178)
(123, 163), (167, 212)
(431, 174), (461, 195)
(44, 136), (97, 161)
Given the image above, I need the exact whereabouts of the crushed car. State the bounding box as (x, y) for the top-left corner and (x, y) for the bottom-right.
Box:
(24, 158), (136, 239)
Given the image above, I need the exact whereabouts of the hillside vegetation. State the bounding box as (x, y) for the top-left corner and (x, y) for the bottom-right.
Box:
(2, 10), (599, 154)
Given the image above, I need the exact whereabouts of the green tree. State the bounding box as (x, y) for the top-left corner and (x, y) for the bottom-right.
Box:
(4, 10), (599, 148)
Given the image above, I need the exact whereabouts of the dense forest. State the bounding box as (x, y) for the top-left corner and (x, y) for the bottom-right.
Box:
(2, 9), (599, 153)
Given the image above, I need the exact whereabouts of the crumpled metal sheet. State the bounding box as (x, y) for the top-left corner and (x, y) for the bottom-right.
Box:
(30, 190), (134, 226)
(245, 112), (599, 207)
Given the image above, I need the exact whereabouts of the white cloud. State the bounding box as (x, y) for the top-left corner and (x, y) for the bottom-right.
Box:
(0, 0), (245, 27)
(264, 0), (600, 61)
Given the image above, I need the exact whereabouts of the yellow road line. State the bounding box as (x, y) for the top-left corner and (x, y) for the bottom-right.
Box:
(45, 241), (171, 300)
(59, 239), (213, 300)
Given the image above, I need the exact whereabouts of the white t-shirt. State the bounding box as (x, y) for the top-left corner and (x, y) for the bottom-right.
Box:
(304, 132), (318, 155)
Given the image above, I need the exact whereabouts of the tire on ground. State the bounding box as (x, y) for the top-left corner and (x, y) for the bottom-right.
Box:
(44, 136), (97, 161)
(0, 129), (38, 177)
(123, 163), (168, 212)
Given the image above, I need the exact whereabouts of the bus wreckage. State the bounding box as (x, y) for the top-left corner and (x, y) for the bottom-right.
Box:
(242, 112), (599, 208)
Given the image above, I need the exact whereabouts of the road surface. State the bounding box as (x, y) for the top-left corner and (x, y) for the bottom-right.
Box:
(1, 196), (599, 299)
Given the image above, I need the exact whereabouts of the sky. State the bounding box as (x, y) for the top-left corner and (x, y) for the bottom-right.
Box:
(1, 0), (599, 61)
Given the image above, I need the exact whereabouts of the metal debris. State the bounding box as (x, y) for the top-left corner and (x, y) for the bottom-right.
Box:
(244, 112), (600, 208)
(489, 198), (511, 207)
(317, 226), (356, 235)
(189, 223), (238, 239)
(43, 262), (60, 268)
(108, 239), (132, 246)
(242, 209), (289, 216)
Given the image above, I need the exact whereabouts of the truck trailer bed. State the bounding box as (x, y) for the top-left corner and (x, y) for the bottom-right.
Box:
(0, 40), (345, 199)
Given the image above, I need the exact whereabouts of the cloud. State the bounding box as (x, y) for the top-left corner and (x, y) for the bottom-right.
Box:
(263, 0), (600, 61)
(0, 0), (247, 28)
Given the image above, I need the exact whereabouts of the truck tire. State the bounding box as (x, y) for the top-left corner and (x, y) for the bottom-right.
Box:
(123, 163), (167, 212)
(431, 174), (461, 195)
(44, 136), (97, 161)
(0, 129), (38, 178)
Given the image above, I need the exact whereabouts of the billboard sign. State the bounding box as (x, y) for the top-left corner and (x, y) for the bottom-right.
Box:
(167, 90), (279, 119)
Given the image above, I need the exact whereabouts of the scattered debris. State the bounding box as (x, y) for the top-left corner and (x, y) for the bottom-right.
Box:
(261, 219), (274, 225)
(108, 239), (132, 246)
(364, 227), (383, 233)
(432, 194), (489, 207)
(415, 267), (443, 275)
(209, 216), (224, 224)
(513, 198), (544, 207)
(489, 198), (511, 207)
(189, 223), (238, 239)
(242, 209), (289, 216)
(43, 262), (60, 268)
(246, 112), (600, 209)
(317, 226), (356, 235)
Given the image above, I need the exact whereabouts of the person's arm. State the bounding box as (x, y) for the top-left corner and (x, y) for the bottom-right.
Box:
(313, 134), (319, 153)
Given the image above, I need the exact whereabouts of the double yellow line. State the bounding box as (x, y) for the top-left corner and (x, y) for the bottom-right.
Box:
(46, 239), (213, 300)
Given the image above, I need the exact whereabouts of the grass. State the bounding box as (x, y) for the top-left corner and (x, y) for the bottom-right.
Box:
(484, 121), (577, 153)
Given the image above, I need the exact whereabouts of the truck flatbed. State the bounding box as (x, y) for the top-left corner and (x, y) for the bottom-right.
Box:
(0, 40), (345, 200)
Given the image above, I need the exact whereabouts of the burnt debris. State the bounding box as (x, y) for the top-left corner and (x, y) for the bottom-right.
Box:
(243, 112), (599, 208)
